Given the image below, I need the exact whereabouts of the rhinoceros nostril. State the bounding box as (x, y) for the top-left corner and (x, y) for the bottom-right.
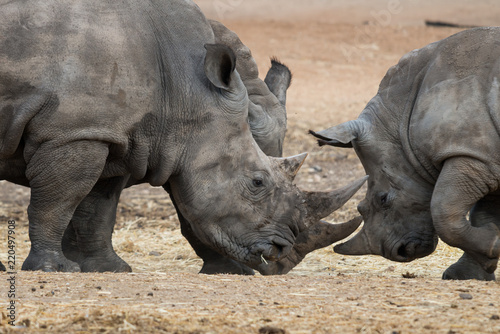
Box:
(397, 241), (419, 260)
(397, 243), (408, 258)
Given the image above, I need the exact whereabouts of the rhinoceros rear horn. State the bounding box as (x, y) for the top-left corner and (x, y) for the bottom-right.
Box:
(304, 176), (368, 223)
(204, 44), (236, 90)
(274, 152), (308, 181)
(309, 120), (362, 148)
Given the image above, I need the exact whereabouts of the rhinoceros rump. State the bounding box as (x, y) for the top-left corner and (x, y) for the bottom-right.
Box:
(0, 0), (365, 272)
(311, 27), (500, 280)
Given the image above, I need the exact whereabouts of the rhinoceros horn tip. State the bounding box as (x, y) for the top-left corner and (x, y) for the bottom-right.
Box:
(333, 227), (371, 255)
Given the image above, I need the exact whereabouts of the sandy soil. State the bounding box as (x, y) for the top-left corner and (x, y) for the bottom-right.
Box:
(1, 1), (500, 333)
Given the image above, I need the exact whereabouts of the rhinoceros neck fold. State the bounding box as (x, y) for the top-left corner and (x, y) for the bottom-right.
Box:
(373, 57), (439, 186)
(122, 1), (217, 187)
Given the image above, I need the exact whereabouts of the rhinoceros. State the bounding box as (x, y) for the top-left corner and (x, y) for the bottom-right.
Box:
(0, 0), (365, 272)
(59, 16), (366, 275)
(311, 27), (500, 280)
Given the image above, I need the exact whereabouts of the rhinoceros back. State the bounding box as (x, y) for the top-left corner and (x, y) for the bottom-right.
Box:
(0, 0), (213, 165)
(361, 27), (500, 181)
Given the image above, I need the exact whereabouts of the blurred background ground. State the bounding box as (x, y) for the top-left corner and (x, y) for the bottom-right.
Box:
(1, 0), (500, 333)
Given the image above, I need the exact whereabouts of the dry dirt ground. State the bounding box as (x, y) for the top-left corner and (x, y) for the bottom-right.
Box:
(1, 1), (500, 333)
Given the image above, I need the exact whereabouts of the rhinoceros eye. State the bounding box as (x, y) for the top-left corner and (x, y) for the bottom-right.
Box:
(379, 192), (391, 209)
(380, 193), (388, 204)
(252, 178), (264, 187)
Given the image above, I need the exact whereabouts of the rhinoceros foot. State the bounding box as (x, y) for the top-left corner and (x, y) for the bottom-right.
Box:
(442, 253), (496, 281)
(79, 253), (132, 273)
(22, 250), (80, 272)
(200, 257), (255, 275)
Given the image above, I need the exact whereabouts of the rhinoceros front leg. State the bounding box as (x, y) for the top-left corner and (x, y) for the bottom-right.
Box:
(22, 141), (109, 272)
(62, 176), (132, 273)
(442, 193), (499, 280)
(431, 157), (500, 274)
(179, 210), (255, 275)
(163, 183), (254, 275)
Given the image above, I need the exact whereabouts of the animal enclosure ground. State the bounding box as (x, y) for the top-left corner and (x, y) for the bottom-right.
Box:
(1, 0), (500, 333)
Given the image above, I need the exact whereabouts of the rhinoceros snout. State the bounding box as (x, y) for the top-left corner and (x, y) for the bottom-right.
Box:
(254, 239), (292, 263)
(392, 238), (436, 262)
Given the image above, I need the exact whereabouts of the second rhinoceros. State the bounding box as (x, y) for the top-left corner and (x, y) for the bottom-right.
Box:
(0, 0), (365, 272)
(311, 27), (500, 280)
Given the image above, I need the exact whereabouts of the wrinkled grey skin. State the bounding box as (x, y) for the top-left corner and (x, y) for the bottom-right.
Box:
(311, 27), (500, 281)
(0, 0), (365, 272)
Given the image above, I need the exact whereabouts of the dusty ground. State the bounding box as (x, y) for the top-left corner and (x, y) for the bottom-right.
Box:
(1, 1), (500, 333)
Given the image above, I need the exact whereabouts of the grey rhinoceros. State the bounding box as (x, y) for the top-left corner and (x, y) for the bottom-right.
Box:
(311, 27), (500, 280)
(0, 0), (366, 272)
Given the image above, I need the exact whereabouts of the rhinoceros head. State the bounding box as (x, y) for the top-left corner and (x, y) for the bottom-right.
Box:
(311, 115), (438, 262)
(168, 44), (365, 268)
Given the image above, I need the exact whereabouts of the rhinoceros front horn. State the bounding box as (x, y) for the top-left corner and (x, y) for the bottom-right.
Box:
(303, 176), (368, 224)
(334, 227), (372, 255)
(274, 152), (308, 181)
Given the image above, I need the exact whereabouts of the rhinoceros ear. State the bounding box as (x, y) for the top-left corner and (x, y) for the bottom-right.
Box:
(204, 44), (237, 91)
(264, 58), (292, 107)
(309, 120), (360, 148)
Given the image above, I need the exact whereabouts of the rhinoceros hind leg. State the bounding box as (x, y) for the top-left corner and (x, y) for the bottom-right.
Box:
(79, 253), (132, 273)
(443, 253), (495, 280)
(22, 141), (109, 272)
(62, 176), (132, 273)
(63, 223), (131, 273)
(22, 250), (80, 272)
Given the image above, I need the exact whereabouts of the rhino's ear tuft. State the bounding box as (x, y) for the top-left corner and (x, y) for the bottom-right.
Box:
(204, 44), (237, 90)
(309, 121), (360, 148)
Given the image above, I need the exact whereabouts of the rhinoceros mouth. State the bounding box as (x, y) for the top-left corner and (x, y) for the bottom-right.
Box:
(248, 237), (294, 265)
(388, 235), (438, 262)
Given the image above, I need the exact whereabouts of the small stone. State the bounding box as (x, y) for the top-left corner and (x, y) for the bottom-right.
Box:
(491, 314), (500, 320)
(459, 293), (473, 300)
(402, 272), (417, 278)
(96, 286), (102, 290)
(147, 292), (154, 297)
(31, 287), (36, 292)
(149, 251), (161, 256)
